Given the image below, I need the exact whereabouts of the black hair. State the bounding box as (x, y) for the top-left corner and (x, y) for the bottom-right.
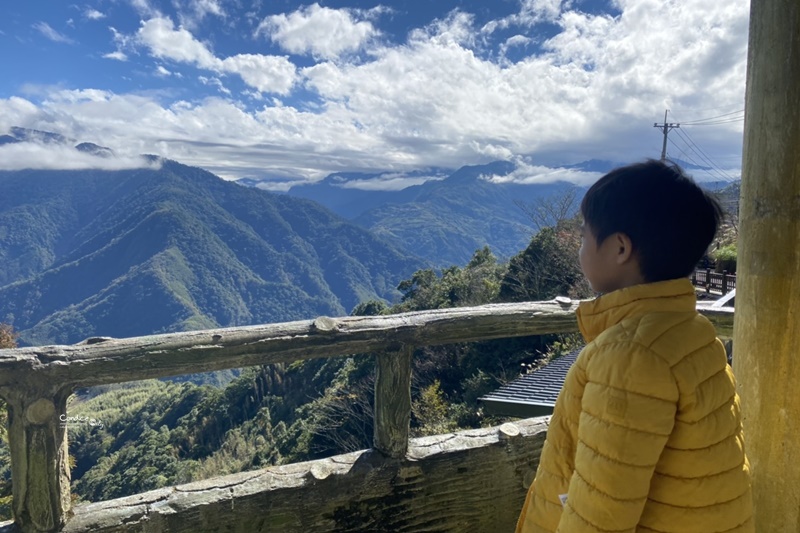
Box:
(580, 159), (724, 282)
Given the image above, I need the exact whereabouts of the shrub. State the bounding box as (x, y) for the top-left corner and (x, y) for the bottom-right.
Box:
(712, 244), (737, 273)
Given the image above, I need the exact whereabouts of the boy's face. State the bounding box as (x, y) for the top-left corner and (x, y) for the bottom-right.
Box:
(579, 223), (636, 294)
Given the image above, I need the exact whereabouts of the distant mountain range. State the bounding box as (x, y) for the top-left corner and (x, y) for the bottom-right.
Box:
(0, 125), (737, 346)
(0, 159), (423, 346)
(275, 158), (735, 266)
(1, 127), (116, 158)
(282, 160), (617, 266)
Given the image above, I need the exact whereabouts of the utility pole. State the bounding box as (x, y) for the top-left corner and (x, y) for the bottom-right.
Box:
(654, 109), (680, 161)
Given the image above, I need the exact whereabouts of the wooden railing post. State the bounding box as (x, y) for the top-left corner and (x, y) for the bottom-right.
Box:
(0, 301), (731, 531)
(705, 268), (712, 293)
(373, 344), (413, 458)
(3, 386), (72, 532)
(736, 0), (800, 527)
(722, 271), (729, 295)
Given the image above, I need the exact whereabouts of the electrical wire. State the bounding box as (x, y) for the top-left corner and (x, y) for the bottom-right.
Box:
(683, 118), (744, 126)
(666, 136), (706, 169)
(675, 128), (737, 181)
(658, 109), (742, 183)
(668, 130), (736, 182)
(680, 109), (745, 125)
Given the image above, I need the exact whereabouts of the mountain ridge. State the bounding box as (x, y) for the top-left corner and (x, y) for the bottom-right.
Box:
(286, 160), (587, 266)
(0, 159), (424, 346)
(279, 157), (734, 266)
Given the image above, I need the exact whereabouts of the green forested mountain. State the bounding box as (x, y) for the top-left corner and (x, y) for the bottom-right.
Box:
(288, 161), (590, 266)
(0, 159), (424, 346)
(284, 159), (729, 268)
(0, 150), (593, 517)
(1, 175), (592, 515)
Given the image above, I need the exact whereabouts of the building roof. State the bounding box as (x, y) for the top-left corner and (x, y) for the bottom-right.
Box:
(479, 348), (581, 419)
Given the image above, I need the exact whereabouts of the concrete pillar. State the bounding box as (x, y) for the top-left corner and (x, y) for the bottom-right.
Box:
(735, 0), (800, 530)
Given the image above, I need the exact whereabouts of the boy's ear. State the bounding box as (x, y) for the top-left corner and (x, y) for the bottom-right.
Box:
(612, 232), (635, 265)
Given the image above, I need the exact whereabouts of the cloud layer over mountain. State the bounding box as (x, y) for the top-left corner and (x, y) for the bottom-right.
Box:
(1, 0), (748, 186)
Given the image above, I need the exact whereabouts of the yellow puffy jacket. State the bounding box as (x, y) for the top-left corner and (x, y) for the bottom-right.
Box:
(516, 278), (753, 533)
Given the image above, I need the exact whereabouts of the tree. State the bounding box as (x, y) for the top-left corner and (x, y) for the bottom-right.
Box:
(412, 380), (457, 437)
(395, 247), (505, 312)
(514, 186), (581, 232)
(498, 224), (591, 302)
(503, 186), (592, 301)
(288, 356), (375, 459)
(351, 300), (389, 316)
(712, 182), (740, 245)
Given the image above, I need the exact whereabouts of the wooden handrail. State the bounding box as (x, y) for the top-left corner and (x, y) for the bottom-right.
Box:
(0, 299), (734, 532)
(0, 301), (583, 389)
(692, 268), (737, 295)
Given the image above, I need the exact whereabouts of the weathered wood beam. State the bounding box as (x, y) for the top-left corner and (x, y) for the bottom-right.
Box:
(0, 299), (733, 532)
(0, 300), (732, 389)
(374, 344), (413, 457)
(13, 418), (548, 533)
(1, 385), (72, 533)
(0, 300), (582, 388)
(736, 0), (800, 529)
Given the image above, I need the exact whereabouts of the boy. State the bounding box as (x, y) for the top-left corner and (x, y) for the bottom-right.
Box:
(516, 160), (753, 532)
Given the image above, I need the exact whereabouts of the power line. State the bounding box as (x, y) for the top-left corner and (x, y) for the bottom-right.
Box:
(682, 118), (744, 126)
(671, 103), (744, 115)
(656, 109), (741, 182)
(674, 128), (736, 181)
(666, 136), (704, 168)
(667, 136), (734, 183)
(669, 129), (736, 182)
(680, 109), (745, 125)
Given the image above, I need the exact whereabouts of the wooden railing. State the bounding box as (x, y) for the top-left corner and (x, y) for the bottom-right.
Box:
(692, 268), (736, 295)
(0, 300), (734, 532)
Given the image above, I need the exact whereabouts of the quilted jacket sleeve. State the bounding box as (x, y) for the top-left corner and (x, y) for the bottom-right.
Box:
(557, 341), (679, 532)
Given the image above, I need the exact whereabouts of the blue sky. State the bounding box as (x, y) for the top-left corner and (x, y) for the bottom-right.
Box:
(0, 0), (749, 188)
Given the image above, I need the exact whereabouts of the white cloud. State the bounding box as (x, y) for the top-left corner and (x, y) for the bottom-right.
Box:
(482, 0), (565, 35)
(409, 10), (476, 47)
(249, 178), (309, 193)
(302, 32), (561, 167)
(0, 97), (44, 133)
(137, 17), (219, 68)
(338, 173), (445, 191)
(4, 0), (748, 183)
(257, 3), (378, 59)
(128, 0), (158, 17)
(155, 65), (172, 77)
(33, 22), (75, 44)
(199, 76), (231, 95)
(504, 34), (532, 49)
(134, 17), (298, 94)
(483, 159), (602, 186)
(220, 54), (297, 95)
(105, 27), (134, 62)
(0, 142), (159, 171)
(174, 0), (227, 31)
(520, 0), (566, 23)
(85, 9), (106, 20)
(103, 51), (128, 61)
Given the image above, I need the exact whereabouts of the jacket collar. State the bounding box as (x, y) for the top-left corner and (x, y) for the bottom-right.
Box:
(576, 278), (697, 342)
